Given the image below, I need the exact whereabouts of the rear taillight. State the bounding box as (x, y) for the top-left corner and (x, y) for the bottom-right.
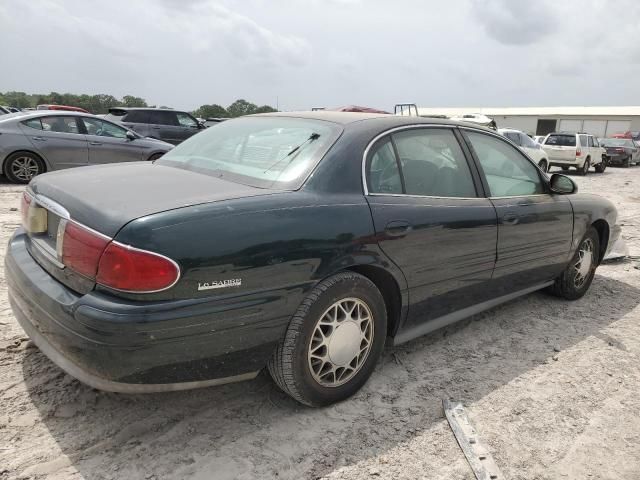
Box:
(96, 242), (179, 292)
(20, 192), (32, 228)
(62, 222), (110, 278)
(59, 220), (180, 291)
(576, 149), (582, 157)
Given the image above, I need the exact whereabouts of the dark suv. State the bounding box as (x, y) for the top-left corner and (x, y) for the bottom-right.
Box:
(105, 108), (205, 145)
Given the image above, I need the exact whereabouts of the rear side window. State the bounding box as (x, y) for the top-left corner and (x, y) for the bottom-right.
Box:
(367, 139), (402, 194)
(579, 135), (589, 147)
(22, 118), (43, 130)
(588, 136), (594, 147)
(41, 116), (79, 134)
(148, 111), (178, 126)
(392, 128), (477, 197)
(122, 110), (150, 123)
(545, 134), (576, 147)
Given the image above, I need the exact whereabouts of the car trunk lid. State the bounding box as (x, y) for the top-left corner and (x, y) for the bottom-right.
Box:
(24, 162), (276, 293)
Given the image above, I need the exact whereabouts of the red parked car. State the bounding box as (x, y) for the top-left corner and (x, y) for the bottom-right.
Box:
(36, 104), (90, 114)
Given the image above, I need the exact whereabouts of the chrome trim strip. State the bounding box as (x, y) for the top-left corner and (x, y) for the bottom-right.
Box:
(96, 241), (182, 294)
(31, 238), (65, 269)
(33, 193), (70, 220)
(367, 193), (482, 200)
(12, 302), (257, 394)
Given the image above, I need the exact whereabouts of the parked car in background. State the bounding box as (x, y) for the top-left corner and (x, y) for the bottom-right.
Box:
(499, 128), (550, 172)
(36, 104), (90, 114)
(542, 132), (606, 175)
(533, 135), (547, 144)
(203, 117), (229, 128)
(5, 112), (620, 406)
(0, 111), (173, 183)
(612, 131), (640, 141)
(105, 108), (205, 145)
(0, 106), (10, 115)
(599, 138), (640, 167)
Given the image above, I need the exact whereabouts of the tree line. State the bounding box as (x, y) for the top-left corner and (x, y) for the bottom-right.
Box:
(0, 91), (277, 118)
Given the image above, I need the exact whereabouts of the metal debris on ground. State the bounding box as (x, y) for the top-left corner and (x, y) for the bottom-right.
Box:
(443, 399), (505, 480)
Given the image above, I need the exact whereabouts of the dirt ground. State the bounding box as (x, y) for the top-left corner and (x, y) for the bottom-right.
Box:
(1, 166), (639, 480)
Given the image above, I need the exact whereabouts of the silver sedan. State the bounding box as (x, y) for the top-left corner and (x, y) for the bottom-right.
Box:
(0, 111), (173, 183)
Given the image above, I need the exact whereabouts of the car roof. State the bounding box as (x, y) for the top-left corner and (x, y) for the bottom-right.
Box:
(497, 128), (522, 133)
(0, 110), (127, 125)
(252, 110), (489, 130)
(108, 107), (179, 113)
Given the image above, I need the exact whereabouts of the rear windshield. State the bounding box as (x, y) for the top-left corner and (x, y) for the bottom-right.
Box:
(600, 138), (633, 147)
(156, 116), (342, 190)
(544, 134), (576, 147)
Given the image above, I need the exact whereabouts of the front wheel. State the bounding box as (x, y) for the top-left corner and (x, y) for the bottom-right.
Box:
(561, 166), (570, 172)
(268, 272), (387, 407)
(623, 156), (631, 168)
(547, 227), (599, 300)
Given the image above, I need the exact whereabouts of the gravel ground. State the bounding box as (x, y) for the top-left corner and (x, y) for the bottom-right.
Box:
(1, 166), (639, 480)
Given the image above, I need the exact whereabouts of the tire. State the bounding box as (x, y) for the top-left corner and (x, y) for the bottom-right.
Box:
(594, 160), (606, 173)
(268, 271), (387, 407)
(547, 227), (600, 300)
(561, 166), (570, 172)
(623, 156), (631, 168)
(4, 152), (45, 184)
(578, 158), (590, 176)
(148, 152), (165, 161)
(538, 159), (548, 173)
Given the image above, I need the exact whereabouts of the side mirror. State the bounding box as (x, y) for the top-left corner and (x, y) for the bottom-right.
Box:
(197, 121), (206, 129)
(549, 173), (577, 194)
(126, 131), (136, 141)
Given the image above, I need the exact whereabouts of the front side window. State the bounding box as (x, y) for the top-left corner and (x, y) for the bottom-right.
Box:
(466, 131), (545, 197)
(367, 139), (402, 194)
(157, 117), (342, 190)
(504, 132), (521, 145)
(392, 128), (476, 197)
(588, 136), (595, 147)
(176, 112), (197, 128)
(82, 118), (128, 139)
(41, 116), (79, 134)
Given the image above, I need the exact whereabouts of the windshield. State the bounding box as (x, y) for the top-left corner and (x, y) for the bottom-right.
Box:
(600, 138), (633, 147)
(544, 134), (576, 147)
(157, 116), (342, 190)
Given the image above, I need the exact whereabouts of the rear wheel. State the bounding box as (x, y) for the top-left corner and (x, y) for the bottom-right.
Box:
(538, 159), (548, 173)
(268, 272), (387, 407)
(578, 158), (590, 176)
(547, 227), (599, 300)
(4, 152), (45, 184)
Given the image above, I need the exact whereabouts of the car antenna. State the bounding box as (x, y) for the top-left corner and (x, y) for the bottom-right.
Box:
(263, 133), (320, 174)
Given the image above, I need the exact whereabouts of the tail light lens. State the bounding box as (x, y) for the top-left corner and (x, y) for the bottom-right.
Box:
(60, 221), (179, 292)
(62, 222), (110, 278)
(576, 149), (582, 157)
(97, 242), (179, 292)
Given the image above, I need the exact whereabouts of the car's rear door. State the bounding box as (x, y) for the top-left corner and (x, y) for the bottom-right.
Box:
(148, 111), (183, 145)
(364, 126), (498, 334)
(80, 117), (145, 164)
(20, 115), (89, 169)
(462, 129), (573, 295)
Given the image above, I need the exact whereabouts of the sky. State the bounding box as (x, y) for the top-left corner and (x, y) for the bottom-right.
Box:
(1, 0), (638, 112)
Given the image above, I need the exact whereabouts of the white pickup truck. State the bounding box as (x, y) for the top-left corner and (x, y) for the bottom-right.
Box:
(542, 132), (606, 175)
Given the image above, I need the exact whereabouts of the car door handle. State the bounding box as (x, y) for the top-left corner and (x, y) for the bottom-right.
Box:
(502, 212), (519, 225)
(384, 221), (412, 237)
(32, 136), (46, 141)
(89, 141), (102, 146)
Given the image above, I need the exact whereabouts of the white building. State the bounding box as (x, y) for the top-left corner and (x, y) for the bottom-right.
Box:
(416, 106), (640, 138)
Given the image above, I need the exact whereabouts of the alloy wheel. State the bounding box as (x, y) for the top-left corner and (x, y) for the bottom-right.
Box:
(11, 156), (39, 181)
(573, 238), (594, 288)
(307, 297), (374, 387)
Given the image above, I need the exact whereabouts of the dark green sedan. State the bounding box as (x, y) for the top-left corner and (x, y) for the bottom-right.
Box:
(6, 112), (620, 406)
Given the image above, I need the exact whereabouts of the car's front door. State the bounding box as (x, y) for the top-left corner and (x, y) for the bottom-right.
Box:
(175, 112), (201, 142)
(462, 129), (573, 295)
(21, 116), (89, 169)
(80, 117), (145, 164)
(365, 127), (498, 333)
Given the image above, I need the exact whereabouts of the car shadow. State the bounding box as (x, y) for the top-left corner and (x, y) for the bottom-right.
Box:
(19, 274), (640, 479)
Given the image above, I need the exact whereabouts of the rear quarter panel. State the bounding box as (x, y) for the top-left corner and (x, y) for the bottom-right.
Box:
(106, 191), (407, 323)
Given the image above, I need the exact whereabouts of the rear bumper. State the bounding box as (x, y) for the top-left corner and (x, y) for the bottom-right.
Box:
(6, 230), (288, 393)
(548, 158), (581, 166)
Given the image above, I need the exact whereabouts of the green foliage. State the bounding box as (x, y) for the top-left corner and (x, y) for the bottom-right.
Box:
(0, 91), (278, 117)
